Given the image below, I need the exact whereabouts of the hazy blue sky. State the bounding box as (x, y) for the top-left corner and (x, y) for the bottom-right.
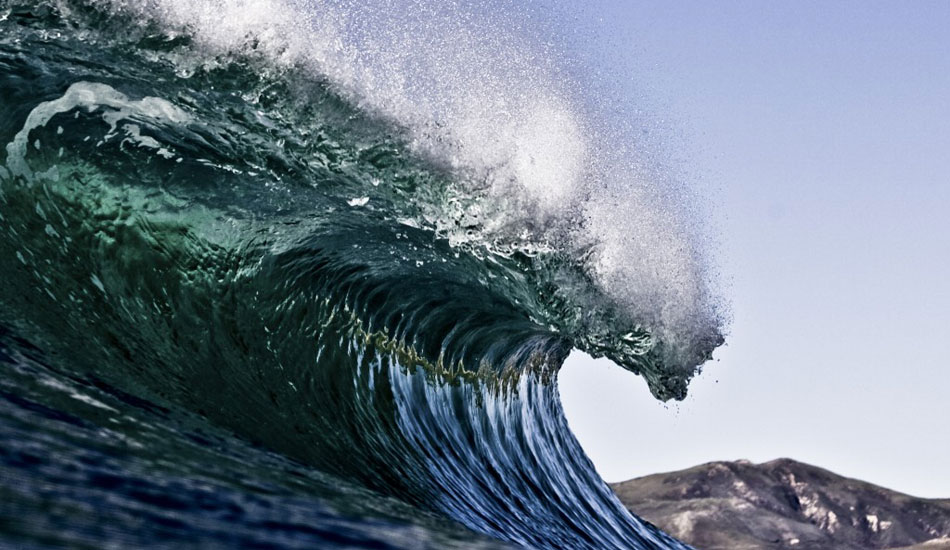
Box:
(557, 1), (950, 498)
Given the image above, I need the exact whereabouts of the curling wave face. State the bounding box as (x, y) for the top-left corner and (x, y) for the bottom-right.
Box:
(0, 1), (722, 548)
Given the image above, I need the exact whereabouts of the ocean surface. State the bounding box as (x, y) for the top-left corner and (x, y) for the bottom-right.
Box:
(0, 1), (725, 548)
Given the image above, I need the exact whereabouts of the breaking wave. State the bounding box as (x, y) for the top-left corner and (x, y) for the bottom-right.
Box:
(0, 1), (724, 548)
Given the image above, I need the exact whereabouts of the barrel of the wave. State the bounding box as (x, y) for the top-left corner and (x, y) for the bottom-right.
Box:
(383, 351), (695, 549)
(0, 7), (697, 550)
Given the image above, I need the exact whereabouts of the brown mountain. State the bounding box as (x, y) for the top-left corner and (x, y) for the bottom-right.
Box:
(611, 459), (950, 550)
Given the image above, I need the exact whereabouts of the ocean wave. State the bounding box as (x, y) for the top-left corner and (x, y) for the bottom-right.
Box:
(0, 1), (722, 547)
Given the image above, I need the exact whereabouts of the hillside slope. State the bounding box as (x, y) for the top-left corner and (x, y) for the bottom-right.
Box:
(612, 459), (950, 550)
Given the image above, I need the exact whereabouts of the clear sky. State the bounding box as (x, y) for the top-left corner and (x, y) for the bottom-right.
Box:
(557, 1), (950, 499)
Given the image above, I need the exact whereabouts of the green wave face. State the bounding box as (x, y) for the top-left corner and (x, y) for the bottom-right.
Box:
(0, 2), (722, 548)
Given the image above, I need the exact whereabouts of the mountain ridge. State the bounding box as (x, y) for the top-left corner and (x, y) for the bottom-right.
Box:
(611, 458), (950, 550)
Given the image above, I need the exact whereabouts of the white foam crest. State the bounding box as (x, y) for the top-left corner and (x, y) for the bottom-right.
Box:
(6, 81), (190, 178)
(87, 0), (724, 362)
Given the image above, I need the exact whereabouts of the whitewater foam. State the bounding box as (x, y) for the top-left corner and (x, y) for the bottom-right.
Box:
(6, 81), (190, 178)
